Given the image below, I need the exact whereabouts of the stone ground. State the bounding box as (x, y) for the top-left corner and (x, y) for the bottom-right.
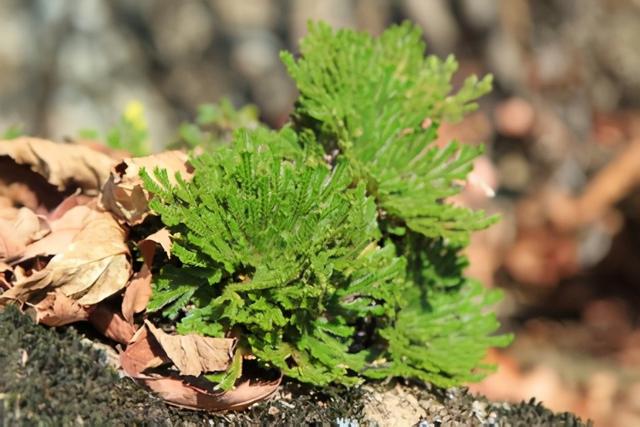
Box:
(0, 306), (590, 426)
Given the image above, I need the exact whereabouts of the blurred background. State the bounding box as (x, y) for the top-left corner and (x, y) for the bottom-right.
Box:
(2, 0), (640, 425)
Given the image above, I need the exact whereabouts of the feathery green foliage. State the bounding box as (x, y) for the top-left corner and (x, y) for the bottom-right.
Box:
(282, 22), (495, 246)
(142, 21), (511, 390)
(143, 127), (405, 386)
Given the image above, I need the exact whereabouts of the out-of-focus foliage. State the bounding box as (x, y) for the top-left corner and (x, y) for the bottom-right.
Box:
(79, 101), (150, 157)
(171, 98), (262, 151)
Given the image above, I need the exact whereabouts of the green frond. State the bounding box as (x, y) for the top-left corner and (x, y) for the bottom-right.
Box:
(283, 22), (493, 244)
(145, 127), (404, 386)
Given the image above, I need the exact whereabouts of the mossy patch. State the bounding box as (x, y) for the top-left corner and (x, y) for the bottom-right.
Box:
(0, 305), (364, 425)
(0, 306), (590, 426)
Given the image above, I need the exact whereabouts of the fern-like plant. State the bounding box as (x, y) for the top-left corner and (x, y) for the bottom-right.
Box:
(141, 21), (511, 390)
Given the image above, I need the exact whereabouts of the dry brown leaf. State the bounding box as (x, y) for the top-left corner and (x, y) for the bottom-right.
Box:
(0, 206), (131, 306)
(0, 269), (50, 301)
(17, 204), (97, 262)
(140, 375), (282, 412)
(0, 158), (66, 212)
(139, 228), (173, 261)
(119, 323), (280, 411)
(0, 137), (114, 195)
(119, 325), (171, 375)
(145, 320), (236, 376)
(121, 265), (152, 323)
(48, 193), (95, 220)
(74, 254), (130, 305)
(0, 262), (10, 291)
(0, 207), (49, 261)
(89, 303), (137, 345)
(101, 151), (193, 225)
(121, 227), (172, 322)
(26, 291), (92, 327)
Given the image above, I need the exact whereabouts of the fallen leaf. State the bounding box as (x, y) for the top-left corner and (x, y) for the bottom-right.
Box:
(101, 151), (193, 225)
(0, 263), (10, 291)
(121, 227), (172, 322)
(0, 207), (49, 261)
(119, 322), (280, 411)
(0, 157), (66, 212)
(26, 291), (92, 327)
(48, 192), (94, 220)
(17, 204), (97, 262)
(0, 137), (114, 201)
(121, 265), (152, 323)
(0, 206), (131, 306)
(139, 228), (173, 261)
(0, 137), (114, 195)
(145, 320), (236, 376)
(89, 302), (137, 345)
(0, 269), (50, 301)
(0, 195), (13, 211)
(140, 375), (282, 412)
(119, 325), (171, 375)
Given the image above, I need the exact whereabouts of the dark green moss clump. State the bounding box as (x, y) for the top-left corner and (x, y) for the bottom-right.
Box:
(0, 305), (204, 426)
(414, 386), (592, 427)
(0, 305), (590, 426)
(0, 305), (364, 426)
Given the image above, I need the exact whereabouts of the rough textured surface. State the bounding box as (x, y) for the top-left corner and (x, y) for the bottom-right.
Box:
(0, 305), (364, 425)
(0, 306), (590, 426)
(363, 383), (592, 426)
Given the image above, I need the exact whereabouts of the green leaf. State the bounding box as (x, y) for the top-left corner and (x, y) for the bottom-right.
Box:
(204, 351), (243, 391)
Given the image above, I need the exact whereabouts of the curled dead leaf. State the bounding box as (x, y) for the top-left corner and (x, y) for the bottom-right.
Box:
(26, 291), (92, 327)
(0, 157), (66, 212)
(119, 326), (281, 412)
(121, 227), (172, 323)
(17, 204), (100, 263)
(0, 137), (114, 195)
(0, 207), (49, 261)
(100, 151), (193, 225)
(145, 320), (236, 376)
(47, 192), (95, 220)
(121, 265), (152, 323)
(89, 302), (137, 345)
(119, 325), (171, 375)
(0, 262), (11, 291)
(0, 205), (131, 307)
(139, 228), (172, 261)
(140, 375), (282, 412)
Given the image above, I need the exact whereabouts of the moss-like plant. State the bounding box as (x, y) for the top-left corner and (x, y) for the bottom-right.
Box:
(141, 22), (511, 390)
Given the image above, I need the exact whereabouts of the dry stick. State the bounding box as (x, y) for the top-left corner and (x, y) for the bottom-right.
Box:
(550, 139), (640, 231)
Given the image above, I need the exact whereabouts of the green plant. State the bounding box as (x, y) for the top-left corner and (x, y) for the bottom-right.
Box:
(142, 22), (511, 390)
(79, 100), (150, 156)
(171, 98), (262, 151)
(2, 124), (23, 140)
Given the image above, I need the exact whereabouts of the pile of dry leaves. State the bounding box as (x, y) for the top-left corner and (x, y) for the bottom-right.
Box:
(0, 137), (280, 412)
